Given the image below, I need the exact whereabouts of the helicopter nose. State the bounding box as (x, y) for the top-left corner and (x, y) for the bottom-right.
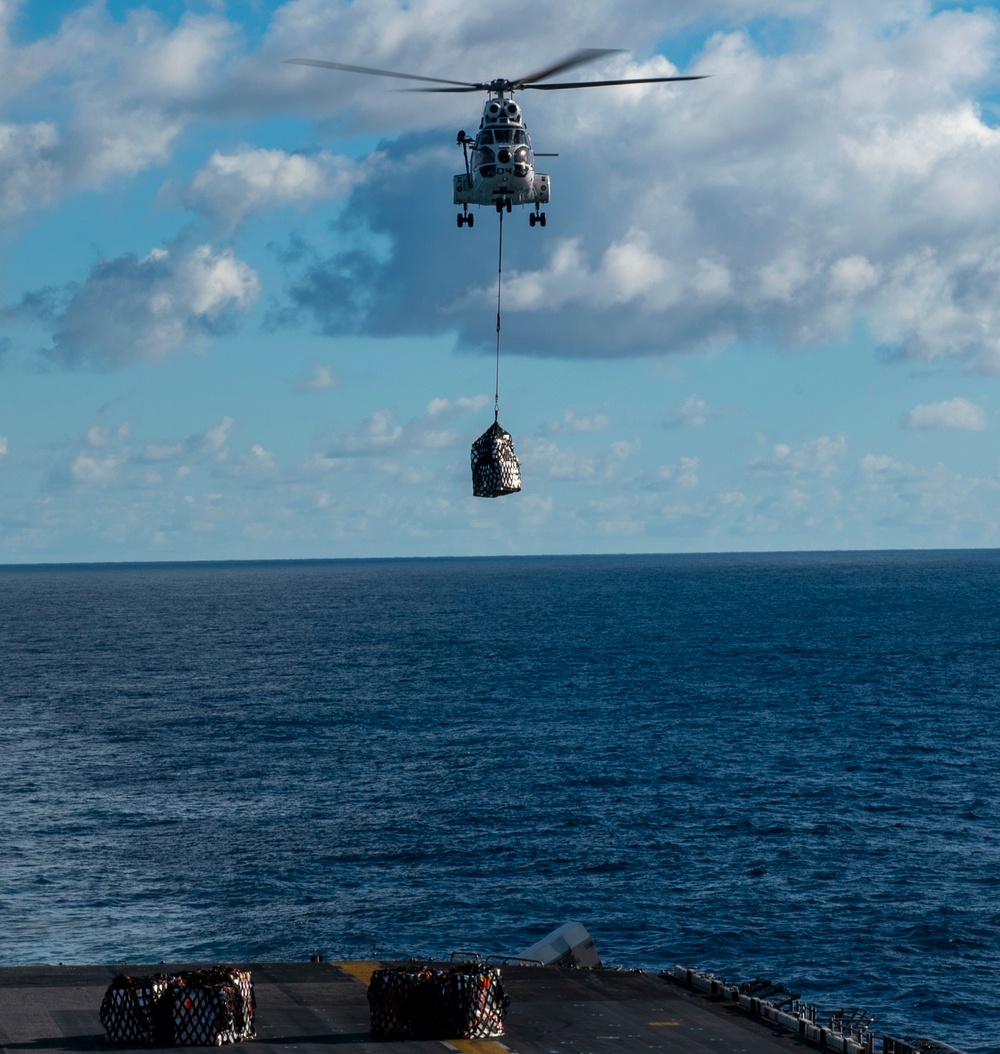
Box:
(497, 148), (512, 163)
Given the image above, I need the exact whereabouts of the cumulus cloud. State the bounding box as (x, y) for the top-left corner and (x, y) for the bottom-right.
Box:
(0, 8), (242, 216)
(327, 399), (488, 458)
(667, 395), (710, 428)
(270, 2), (1000, 371)
(545, 410), (610, 435)
(56, 415), (238, 490)
(0, 122), (61, 219)
(184, 146), (363, 229)
(750, 433), (848, 479)
(656, 456), (701, 489)
(71, 452), (121, 484)
(518, 436), (637, 482)
(427, 395), (491, 416)
(298, 362), (339, 391)
(854, 450), (1000, 540)
(24, 245), (259, 368)
(904, 397), (987, 431)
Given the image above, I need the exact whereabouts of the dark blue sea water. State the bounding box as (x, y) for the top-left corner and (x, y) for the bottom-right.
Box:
(2, 551), (999, 1052)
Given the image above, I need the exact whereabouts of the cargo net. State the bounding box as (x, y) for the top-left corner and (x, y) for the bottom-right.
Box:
(100, 968), (256, 1046)
(471, 420), (521, 498)
(368, 966), (509, 1039)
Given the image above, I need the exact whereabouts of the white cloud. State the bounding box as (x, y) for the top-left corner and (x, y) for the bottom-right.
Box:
(657, 455), (701, 488)
(42, 245), (259, 368)
(185, 146), (362, 229)
(202, 417), (234, 452)
(669, 395), (710, 428)
(0, 436), (8, 457)
(500, 231), (683, 314)
(277, 3), (1000, 370)
(853, 450), (1000, 540)
(904, 397), (987, 431)
(751, 433), (848, 479)
(225, 443), (277, 477)
(329, 404), (476, 458)
(545, 411), (610, 435)
(57, 415), (237, 494)
(0, 9), (242, 209)
(426, 395), (490, 417)
(829, 255), (880, 298)
(71, 453), (120, 484)
(677, 456), (700, 489)
(299, 362), (338, 391)
(70, 106), (183, 187)
(520, 436), (637, 482)
(85, 424), (129, 448)
(0, 122), (61, 219)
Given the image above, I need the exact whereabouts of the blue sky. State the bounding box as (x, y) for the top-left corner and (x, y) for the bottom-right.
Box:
(2, 0), (1000, 561)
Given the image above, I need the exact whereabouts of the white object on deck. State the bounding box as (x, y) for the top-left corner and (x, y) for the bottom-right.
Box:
(517, 922), (602, 968)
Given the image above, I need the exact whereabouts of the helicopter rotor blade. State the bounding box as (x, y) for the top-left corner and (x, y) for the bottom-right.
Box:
(285, 58), (483, 90)
(507, 48), (624, 88)
(286, 53), (709, 96)
(406, 86), (492, 93)
(526, 74), (710, 89)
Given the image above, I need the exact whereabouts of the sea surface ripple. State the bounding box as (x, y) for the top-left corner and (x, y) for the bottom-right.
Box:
(2, 551), (999, 1052)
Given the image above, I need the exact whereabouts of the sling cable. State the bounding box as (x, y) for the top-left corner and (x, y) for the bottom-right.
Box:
(470, 207), (522, 497)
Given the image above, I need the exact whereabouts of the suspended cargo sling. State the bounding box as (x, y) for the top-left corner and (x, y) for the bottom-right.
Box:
(472, 419), (522, 497)
(471, 209), (521, 497)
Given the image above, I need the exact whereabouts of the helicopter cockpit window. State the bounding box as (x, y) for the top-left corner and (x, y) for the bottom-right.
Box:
(477, 143), (496, 177)
(478, 130), (494, 145)
(493, 129), (514, 143)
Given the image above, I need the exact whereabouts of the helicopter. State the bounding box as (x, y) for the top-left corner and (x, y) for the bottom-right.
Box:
(286, 49), (707, 227)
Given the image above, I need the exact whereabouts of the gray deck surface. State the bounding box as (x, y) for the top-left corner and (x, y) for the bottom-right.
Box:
(0, 961), (809, 1054)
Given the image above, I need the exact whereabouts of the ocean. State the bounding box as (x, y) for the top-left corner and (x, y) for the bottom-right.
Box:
(2, 551), (998, 1052)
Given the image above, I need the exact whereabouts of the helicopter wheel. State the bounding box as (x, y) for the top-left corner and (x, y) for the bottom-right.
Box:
(539, 212), (546, 227)
(467, 212), (474, 227)
(529, 213), (536, 227)
(456, 213), (464, 227)
(505, 198), (512, 213)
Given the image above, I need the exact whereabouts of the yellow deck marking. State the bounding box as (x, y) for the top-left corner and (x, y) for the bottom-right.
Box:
(648, 1021), (681, 1026)
(335, 961), (381, 985)
(444, 1040), (509, 1054)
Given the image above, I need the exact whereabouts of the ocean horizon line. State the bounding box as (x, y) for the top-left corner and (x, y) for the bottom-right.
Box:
(1, 546), (1000, 572)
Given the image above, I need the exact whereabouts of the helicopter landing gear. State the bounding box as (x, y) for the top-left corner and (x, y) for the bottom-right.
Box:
(529, 209), (547, 227)
(457, 210), (474, 228)
(495, 197), (512, 214)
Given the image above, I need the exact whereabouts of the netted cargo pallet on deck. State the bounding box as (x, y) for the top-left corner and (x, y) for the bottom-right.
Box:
(100, 967), (255, 1046)
(100, 974), (172, 1044)
(368, 965), (509, 1039)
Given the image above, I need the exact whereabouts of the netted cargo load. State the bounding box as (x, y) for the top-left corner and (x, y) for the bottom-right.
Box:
(100, 968), (255, 1046)
(167, 969), (256, 1046)
(471, 420), (521, 497)
(368, 965), (509, 1039)
(100, 974), (171, 1044)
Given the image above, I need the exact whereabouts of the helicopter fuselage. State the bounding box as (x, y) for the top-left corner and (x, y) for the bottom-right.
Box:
(286, 50), (706, 229)
(454, 95), (548, 223)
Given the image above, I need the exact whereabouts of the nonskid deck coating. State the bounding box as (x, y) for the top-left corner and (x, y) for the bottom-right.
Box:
(0, 960), (815, 1054)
